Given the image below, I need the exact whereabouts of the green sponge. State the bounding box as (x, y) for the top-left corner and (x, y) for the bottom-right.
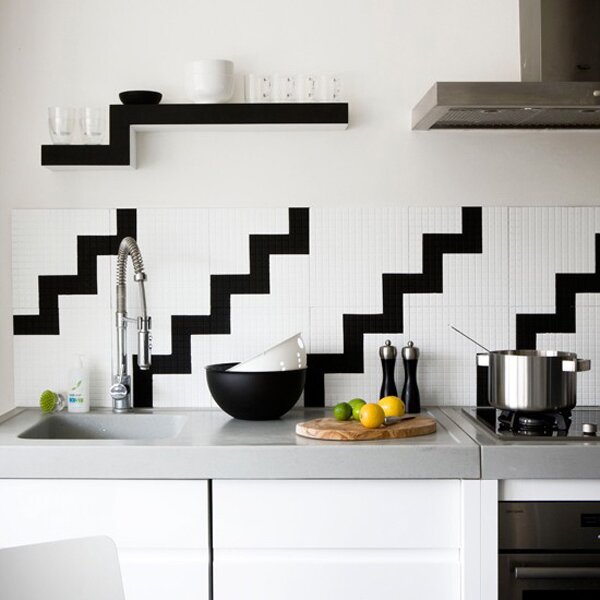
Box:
(39, 390), (65, 414)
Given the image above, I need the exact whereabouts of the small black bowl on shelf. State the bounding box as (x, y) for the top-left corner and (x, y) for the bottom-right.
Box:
(118, 90), (163, 105)
(205, 363), (306, 420)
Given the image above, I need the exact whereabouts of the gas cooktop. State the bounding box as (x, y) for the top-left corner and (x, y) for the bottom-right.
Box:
(463, 406), (600, 441)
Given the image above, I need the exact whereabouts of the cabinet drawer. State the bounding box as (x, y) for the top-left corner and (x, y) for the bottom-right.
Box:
(0, 480), (208, 549)
(214, 549), (460, 600)
(213, 480), (460, 549)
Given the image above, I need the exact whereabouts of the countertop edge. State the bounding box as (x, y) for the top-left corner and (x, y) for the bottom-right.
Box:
(0, 407), (480, 480)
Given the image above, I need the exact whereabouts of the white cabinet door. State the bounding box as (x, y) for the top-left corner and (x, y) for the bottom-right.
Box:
(0, 480), (209, 600)
(213, 479), (461, 549)
(213, 480), (462, 600)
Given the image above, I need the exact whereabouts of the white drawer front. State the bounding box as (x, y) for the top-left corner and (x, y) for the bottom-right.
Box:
(214, 549), (460, 600)
(0, 480), (208, 549)
(213, 480), (460, 549)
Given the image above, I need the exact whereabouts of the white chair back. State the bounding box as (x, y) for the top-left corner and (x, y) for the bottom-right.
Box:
(0, 536), (126, 600)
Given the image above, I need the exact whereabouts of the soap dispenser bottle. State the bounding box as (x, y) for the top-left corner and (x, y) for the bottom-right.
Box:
(379, 340), (398, 399)
(401, 341), (421, 414)
(67, 355), (90, 413)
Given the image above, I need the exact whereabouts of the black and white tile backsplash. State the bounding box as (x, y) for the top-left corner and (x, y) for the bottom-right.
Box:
(12, 206), (600, 408)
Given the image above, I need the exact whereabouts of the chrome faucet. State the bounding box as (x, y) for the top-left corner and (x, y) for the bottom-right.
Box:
(109, 237), (152, 412)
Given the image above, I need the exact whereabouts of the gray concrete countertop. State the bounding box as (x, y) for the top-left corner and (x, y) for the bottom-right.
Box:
(443, 407), (600, 479)
(0, 407), (479, 480)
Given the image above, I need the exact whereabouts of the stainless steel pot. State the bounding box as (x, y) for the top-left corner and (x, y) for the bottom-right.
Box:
(476, 350), (591, 412)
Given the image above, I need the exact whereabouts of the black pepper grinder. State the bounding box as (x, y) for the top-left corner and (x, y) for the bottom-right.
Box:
(401, 341), (421, 414)
(379, 340), (398, 399)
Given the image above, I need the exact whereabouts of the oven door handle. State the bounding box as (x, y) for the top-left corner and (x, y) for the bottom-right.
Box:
(515, 567), (600, 580)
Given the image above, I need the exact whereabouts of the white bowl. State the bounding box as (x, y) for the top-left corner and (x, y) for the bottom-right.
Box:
(185, 60), (235, 103)
(227, 333), (307, 372)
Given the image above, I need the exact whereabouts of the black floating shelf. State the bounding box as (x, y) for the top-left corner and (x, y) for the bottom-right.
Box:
(42, 103), (349, 169)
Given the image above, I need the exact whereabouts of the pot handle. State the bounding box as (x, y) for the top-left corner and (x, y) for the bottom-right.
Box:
(476, 353), (489, 367)
(562, 358), (591, 373)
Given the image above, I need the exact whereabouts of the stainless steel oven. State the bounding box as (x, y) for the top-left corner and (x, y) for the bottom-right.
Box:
(500, 502), (600, 599)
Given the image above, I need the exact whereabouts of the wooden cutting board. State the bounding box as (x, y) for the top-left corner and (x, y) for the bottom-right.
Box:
(296, 416), (436, 441)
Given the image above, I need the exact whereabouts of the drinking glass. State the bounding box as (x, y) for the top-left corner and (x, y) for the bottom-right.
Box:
(48, 107), (75, 144)
(80, 107), (105, 144)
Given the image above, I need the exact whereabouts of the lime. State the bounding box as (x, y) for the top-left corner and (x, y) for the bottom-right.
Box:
(378, 395), (405, 418)
(359, 403), (385, 429)
(333, 402), (352, 421)
(348, 398), (366, 421)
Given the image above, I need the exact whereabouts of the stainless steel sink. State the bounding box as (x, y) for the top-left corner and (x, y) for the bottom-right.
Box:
(18, 413), (188, 440)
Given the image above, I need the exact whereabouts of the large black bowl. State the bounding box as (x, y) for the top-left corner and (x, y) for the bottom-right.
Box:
(205, 363), (306, 420)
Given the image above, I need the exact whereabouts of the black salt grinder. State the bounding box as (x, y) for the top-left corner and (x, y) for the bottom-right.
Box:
(379, 340), (398, 399)
(402, 341), (421, 414)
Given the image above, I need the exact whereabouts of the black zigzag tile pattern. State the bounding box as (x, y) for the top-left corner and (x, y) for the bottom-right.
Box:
(304, 207), (483, 407)
(132, 207), (310, 407)
(516, 233), (600, 350)
(13, 209), (136, 335)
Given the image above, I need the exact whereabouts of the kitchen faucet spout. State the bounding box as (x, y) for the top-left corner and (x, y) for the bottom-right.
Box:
(109, 237), (152, 413)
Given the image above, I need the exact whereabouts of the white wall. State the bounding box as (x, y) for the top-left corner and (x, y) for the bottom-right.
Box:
(2, 0), (600, 414)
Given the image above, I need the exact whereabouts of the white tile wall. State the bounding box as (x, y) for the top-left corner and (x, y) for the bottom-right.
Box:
(507, 207), (600, 404)
(403, 303), (510, 406)
(398, 207), (511, 405)
(208, 208), (290, 275)
(325, 334), (393, 406)
(12, 206), (600, 409)
(536, 304), (600, 405)
(14, 304), (113, 407)
(509, 207), (600, 313)
(307, 206), (410, 403)
(12, 209), (111, 312)
(135, 208), (211, 313)
(12, 205), (113, 406)
(309, 207), (410, 311)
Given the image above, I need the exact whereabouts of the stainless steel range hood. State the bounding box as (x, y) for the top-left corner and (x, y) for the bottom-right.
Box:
(412, 0), (600, 130)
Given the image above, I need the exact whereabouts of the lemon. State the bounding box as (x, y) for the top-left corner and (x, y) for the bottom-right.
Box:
(378, 395), (405, 418)
(333, 402), (352, 421)
(348, 398), (366, 421)
(359, 403), (385, 429)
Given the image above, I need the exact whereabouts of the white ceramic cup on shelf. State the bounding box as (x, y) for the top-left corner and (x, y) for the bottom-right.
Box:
(271, 74), (296, 102)
(316, 74), (343, 102)
(185, 59), (235, 103)
(244, 74), (272, 102)
(296, 75), (317, 101)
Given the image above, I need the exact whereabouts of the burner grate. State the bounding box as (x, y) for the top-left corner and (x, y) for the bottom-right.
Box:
(498, 409), (572, 437)
(461, 406), (600, 441)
